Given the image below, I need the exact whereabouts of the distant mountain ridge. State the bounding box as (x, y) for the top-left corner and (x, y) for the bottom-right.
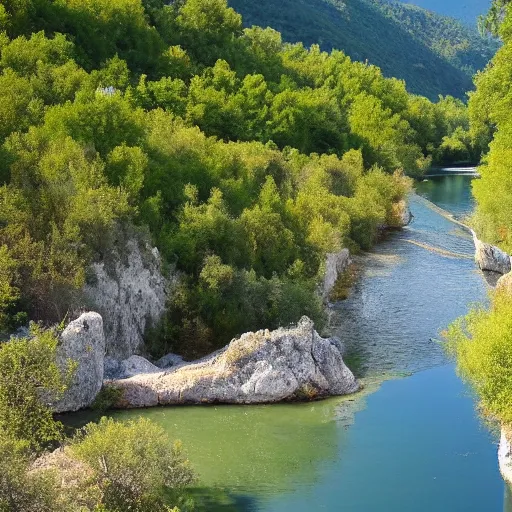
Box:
(228, 0), (498, 100)
(396, 0), (492, 26)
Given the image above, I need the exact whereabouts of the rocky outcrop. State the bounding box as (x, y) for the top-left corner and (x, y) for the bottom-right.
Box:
(472, 231), (511, 274)
(85, 236), (168, 359)
(499, 429), (512, 485)
(52, 313), (105, 413)
(108, 317), (359, 408)
(323, 249), (351, 299)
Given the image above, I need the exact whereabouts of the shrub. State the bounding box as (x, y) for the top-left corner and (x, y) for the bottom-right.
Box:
(0, 432), (64, 512)
(70, 417), (196, 512)
(0, 325), (74, 451)
(444, 292), (512, 424)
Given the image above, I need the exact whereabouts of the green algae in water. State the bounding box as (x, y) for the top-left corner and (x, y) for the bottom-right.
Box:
(109, 394), (365, 492)
(69, 172), (507, 511)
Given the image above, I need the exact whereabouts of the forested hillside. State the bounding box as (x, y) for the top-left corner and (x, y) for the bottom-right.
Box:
(228, 0), (498, 100)
(0, 0), (474, 360)
(396, 0), (491, 26)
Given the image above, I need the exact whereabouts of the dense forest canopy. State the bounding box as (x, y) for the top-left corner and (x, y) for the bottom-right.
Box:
(0, 0), (477, 359)
(227, 0), (498, 100)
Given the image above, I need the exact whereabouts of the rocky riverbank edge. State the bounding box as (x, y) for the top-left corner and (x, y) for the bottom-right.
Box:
(35, 201), (412, 412)
(471, 233), (512, 485)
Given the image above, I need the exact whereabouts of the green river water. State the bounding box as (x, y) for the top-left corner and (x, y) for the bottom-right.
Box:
(93, 171), (507, 511)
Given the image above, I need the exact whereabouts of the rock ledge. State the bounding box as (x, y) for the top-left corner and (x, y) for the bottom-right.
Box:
(108, 317), (359, 408)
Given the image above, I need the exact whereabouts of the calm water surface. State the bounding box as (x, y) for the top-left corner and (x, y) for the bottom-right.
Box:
(112, 172), (506, 511)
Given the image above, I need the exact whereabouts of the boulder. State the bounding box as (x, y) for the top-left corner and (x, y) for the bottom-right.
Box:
(104, 355), (162, 380)
(85, 236), (169, 359)
(497, 272), (512, 295)
(499, 429), (512, 486)
(52, 313), (105, 413)
(156, 352), (185, 369)
(472, 231), (511, 274)
(108, 317), (359, 408)
(119, 355), (161, 378)
(323, 249), (351, 299)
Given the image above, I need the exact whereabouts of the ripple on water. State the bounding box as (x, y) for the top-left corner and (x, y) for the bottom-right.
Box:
(334, 193), (489, 377)
(74, 172), (505, 512)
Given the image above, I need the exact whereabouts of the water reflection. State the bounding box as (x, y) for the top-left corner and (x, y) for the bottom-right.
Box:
(333, 192), (487, 377)
(105, 174), (505, 511)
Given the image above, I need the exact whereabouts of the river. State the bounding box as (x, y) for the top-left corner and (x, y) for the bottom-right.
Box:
(107, 171), (508, 511)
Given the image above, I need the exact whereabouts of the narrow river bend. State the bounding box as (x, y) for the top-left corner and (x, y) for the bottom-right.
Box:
(109, 172), (508, 511)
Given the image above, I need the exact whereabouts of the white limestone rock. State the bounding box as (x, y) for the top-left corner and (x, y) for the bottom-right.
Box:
(52, 312), (105, 413)
(85, 237), (168, 359)
(156, 353), (185, 369)
(499, 429), (512, 485)
(472, 231), (512, 275)
(108, 317), (359, 408)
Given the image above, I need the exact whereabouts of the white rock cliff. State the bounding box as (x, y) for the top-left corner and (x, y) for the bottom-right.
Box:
(472, 230), (512, 275)
(85, 238), (167, 359)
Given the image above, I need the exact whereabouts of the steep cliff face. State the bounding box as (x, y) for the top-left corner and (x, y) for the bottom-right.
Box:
(107, 316), (359, 408)
(84, 237), (168, 359)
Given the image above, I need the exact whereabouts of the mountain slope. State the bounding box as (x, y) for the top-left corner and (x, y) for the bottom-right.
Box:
(228, 0), (498, 100)
(375, 1), (498, 76)
(397, 0), (491, 26)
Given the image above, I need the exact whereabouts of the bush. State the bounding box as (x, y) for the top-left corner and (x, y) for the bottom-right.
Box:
(0, 432), (64, 512)
(70, 417), (196, 512)
(444, 292), (512, 424)
(0, 325), (74, 451)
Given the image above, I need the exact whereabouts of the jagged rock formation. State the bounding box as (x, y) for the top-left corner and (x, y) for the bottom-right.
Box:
(107, 317), (359, 408)
(499, 429), (512, 486)
(472, 231), (512, 274)
(85, 236), (168, 359)
(52, 313), (105, 413)
(323, 249), (351, 300)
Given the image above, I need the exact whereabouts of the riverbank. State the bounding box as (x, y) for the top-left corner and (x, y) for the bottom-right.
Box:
(76, 172), (508, 512)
